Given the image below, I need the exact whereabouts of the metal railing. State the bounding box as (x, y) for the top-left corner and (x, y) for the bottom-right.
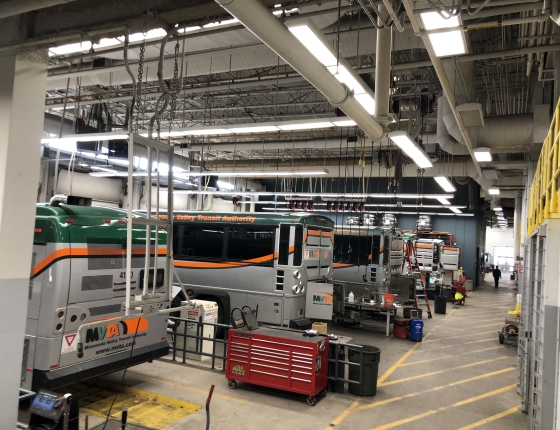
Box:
(528, 97), (560, 236)
(168, 316), (232, 370)
(328, 342), (364, 385)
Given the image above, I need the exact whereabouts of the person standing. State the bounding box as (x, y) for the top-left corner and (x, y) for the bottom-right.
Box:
(493, 266), (502, 288)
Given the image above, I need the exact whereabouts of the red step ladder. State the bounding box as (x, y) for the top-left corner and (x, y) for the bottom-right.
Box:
(402, 240), (432, 318)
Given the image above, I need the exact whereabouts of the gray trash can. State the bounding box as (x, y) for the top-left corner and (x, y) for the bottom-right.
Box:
(348, 345), (381, 396)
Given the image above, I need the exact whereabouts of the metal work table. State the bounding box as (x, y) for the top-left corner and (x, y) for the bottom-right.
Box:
(345, 301), (399, 336)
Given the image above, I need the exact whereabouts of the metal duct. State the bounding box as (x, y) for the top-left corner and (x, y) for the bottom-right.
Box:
(438, 96), (534, 151)
(0, 0), (76, 19)
(436, 99), (470, 155)
(214, 0), (384, 140)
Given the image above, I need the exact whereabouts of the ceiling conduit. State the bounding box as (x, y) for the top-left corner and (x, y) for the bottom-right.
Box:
(211, 0), (385, 140)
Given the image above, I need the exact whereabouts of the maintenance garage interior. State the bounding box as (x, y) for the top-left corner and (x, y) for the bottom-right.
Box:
(1, 0), (559, 429)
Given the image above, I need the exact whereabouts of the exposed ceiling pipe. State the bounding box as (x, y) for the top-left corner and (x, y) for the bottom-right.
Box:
(402, 0), (485, 186)
(214, 0), (384, 140)
(0, 0), (76, 19)
(374, 4), (392, 124)
(552, 0), (560, 25)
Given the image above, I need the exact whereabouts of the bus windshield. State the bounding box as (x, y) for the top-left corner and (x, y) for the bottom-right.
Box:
(334, 235), (375, 265)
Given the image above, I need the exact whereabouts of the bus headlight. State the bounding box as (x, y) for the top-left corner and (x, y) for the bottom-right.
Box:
(292, 282), (305, 295)
(293, 270), (301, 279)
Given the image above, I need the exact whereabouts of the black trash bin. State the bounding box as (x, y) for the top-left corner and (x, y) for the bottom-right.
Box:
(434, 295), (447, 314)
(348, 345), (381, 396)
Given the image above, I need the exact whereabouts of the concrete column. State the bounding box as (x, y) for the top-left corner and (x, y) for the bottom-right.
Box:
(0, 51), (47, 425)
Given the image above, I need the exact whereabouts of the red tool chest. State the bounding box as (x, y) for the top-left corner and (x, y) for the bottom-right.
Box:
(226, 327), (329, 405)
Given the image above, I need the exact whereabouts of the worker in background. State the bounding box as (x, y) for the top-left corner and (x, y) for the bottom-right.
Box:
(493, 266), (502, 288)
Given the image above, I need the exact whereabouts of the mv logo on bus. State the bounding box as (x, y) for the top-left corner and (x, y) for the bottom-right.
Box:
(85, 317), (149, 343)
(313, 293), (333, 306)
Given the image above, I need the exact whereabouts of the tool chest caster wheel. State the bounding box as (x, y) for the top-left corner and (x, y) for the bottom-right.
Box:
(320, 389), (327, 398)
(228, 380), (237, 389)
(306, 396), (317, 406)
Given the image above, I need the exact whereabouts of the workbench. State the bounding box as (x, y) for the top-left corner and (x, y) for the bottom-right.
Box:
(344, 302), (399, 336)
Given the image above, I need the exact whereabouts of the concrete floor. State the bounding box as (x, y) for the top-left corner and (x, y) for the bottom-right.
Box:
(83, 275), (528, 430)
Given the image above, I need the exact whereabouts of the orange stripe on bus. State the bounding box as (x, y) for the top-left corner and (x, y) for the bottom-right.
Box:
(308, 230), (321, 236)
(31, 247), (166, 277)
(174, 261), (249, 269)
(333, 263), (354, 268)
(415, 244), (434, 249)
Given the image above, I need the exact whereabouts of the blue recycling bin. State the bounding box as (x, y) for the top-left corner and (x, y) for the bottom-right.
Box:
(409, 318), (423, 342)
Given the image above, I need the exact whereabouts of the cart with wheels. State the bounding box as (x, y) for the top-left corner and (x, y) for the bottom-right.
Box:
(225, 308), (329, 406)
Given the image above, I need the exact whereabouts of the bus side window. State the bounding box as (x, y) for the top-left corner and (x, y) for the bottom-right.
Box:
(278, 225), (290, 265)
(172, 225), (181, 257)
(293, 225), (303, 266)
(180, 226), (224, 260)
(226, 227), (275, 264)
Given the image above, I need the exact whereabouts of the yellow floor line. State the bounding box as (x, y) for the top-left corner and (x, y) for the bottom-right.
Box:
(325, 397), (363, 429)
(400, 346), (502, 367)
(458, 406), (521, 430)
(376, 343), (422, 385)
(379, 357), (508, 387)
(369, 384), (516, 430)
(326, 324), (438, 429)
(125, 370), (248, 403)
(422, 330), (497, 342)
(411, 337), (496, 353)
(442, 308), (457, 319)
(352, 367), (515, 413)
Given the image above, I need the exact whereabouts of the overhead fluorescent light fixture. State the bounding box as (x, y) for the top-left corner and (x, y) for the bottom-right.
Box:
(178, 26), (202, 33)
(488, 188), (500, 195)
(90, 166), (118, 173)
(49, 38), (121, 57)
(288, 24), (337, 67)
(437, 197), (451, 205)
(434, 176), (457, 193)
(203, 18), (239, 29)
(217, 180), (235, 190)
(388, 131), (433, 169)
(493, 206), (503, 211)
(473, 148), (492, 162)
(226, 125), (280, 134)
(41, 133), (129, 144)
(176, 169), (329, 179)
(128, 28), (167, 43)
(332, 119), (357, 127)
(449, 207), (462, 214)
(184, 128), (233, 136)
(354, 94), (376, 115)
(420, 12), (466, 57)
(277, 121), (334, 131)
(288, 20), (376, 115)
